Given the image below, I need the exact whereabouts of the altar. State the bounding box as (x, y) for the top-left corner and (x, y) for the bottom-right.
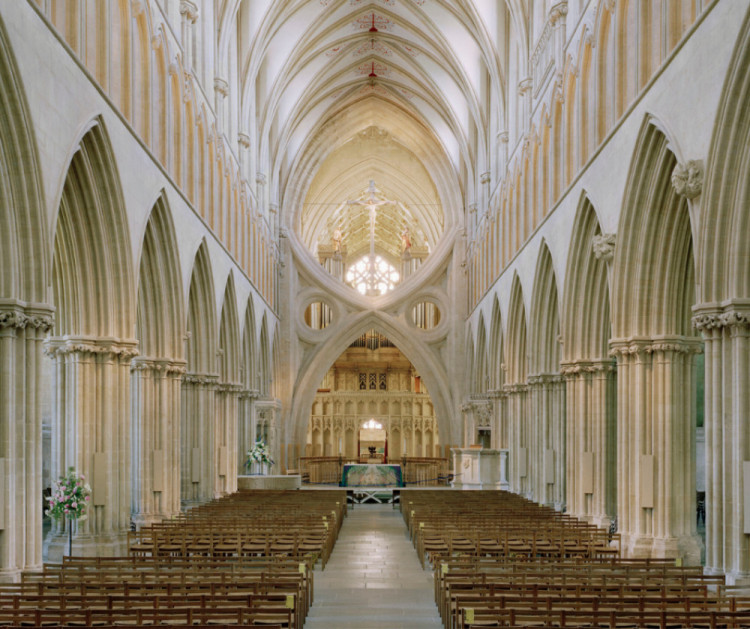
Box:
(341, 464), (403, 487)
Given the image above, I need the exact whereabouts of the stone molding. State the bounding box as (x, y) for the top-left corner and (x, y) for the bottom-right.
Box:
(671, 159), (703, 199)
(560, 360), (615, 377)
(502, 383), (529, 394)
(44, 336), (139, 360)
(0, 303), (54, 332)
(130, 357), (187, 376)
(179, 0), (199, 23)
(528, 372), (565, 385)
(216, 382), (244, 394)
(461, 397), (493, 426)
(692, 305), (750, 331)
(182, 372), (220, 386)
(592, 233), (616, 261)
(213, 77), (229, 97)
(609, 336), (703, 357)
(239, 389), (260, 400)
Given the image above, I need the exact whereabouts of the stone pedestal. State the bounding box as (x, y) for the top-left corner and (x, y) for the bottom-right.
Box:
(451, 448), (509, 490)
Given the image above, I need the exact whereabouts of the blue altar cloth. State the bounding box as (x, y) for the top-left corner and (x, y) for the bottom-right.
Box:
(341, 464), (403, 487)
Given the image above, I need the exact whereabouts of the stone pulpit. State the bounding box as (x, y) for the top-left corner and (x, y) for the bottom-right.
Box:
(451, 448), (509, 490)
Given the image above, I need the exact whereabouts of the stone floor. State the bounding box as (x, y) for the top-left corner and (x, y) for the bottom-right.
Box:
(304, 503), (442, 629)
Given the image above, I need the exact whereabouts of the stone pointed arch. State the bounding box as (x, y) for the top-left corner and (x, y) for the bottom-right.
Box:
(131, 191), (185, 526)
(181, 239), (218, 506)
(505, 274), (528, 385)
(215, 272), (241, 495)
(504, 274), (529, 497)
(51, 119), (134, 339)
(135, 192), (185, 359)
(0, 18), (47, 304)
(185, 240), (218, 375)
(288, 313), (455, 449)
(241, 298), (257, 391)
(528, 242), (565, 508)
(218, 273), (241, 385)
(610, 116), (702, 563)
(0, 15), (52, 578)
(472, 312), (489, 395)
(560, 192), (616, 526)
(696, 7), (750, 584)
(46, 118), (136, 559)
(488, 294), (505, 393)
(562, 193), (612, 361)
(258, 313), (271, 398)
(529, 242), (562, 375)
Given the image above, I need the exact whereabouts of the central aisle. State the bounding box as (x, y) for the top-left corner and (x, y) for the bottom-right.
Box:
(304, 503), (442, 629)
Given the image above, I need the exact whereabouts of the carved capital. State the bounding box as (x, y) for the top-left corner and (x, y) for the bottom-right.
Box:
(592, 233), (616, 262)
(0, 304), (54, 332)
(44, 336), (139, 361)
(213, 77), (229, 98)
(518, 77), (533, 95)
(238, 133), (251, 149)
(256, 172), (267, 186)
(549, 2), (569, 24)
(182, 372), (220, 386)
(179, 0), (199, 23)
(498, 131), (509, 144)
(560, 360), (615, 377)
(131, 357), (187, 376)
(671, 160), (703, 199)
(216, 382), (244, 394)
(239, 388), (260, 400)
(480, 171), (491, 185)
(609, 336), (702, 358)
(693, 307), (750, 331)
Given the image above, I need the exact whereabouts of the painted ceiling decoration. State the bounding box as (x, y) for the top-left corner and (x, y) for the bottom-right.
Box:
(228, 0), (509, 287)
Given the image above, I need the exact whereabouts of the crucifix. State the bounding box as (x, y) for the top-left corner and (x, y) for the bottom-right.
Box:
(347, 180), (396, 295)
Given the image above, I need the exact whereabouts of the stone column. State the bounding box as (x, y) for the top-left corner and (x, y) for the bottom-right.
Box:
(131, 358), (186, 527)
(180, 373), (218, 507)
(562, 360), (616, 526)
(179, 1), (199, 70)
(528, 374), (565, 508)
(44, 336), (138, 559)
(214, 383), (241, 497)
(0, 303), (53, 581)
(694, 306), (750, 584)
(237, 389), (259, 475)
(503, 383), (530, 497)
(610, 337), (703, 564)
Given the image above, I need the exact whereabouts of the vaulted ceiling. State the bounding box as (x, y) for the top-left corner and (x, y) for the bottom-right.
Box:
(219, 0), (515, 264)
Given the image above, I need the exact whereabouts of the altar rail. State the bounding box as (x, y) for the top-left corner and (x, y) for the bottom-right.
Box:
(299, 456), (449, 486)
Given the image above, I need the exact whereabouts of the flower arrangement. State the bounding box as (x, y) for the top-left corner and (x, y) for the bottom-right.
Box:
(245, 440), (274, 469)
(45, 467), (91, 522)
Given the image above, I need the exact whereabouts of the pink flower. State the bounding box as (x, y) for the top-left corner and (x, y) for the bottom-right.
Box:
(85, 496), (90, 502)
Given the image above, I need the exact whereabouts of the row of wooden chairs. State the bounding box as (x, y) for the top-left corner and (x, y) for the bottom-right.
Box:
(400, 491), (750, 629)
(0, 490), (347, 627)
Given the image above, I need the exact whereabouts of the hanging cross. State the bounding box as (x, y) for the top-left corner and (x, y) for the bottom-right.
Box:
(347, 180), (395, 258)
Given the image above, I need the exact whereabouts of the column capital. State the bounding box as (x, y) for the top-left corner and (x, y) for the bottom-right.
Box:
(693, 301), (750, 331)
(0, 301), (54, 333)
(44, 336), (139, 361)
(130, 357), (186, 376)
(609, 335), (703, 357)
(179, 0), (199, 23)
(182, 372), (220, 386)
